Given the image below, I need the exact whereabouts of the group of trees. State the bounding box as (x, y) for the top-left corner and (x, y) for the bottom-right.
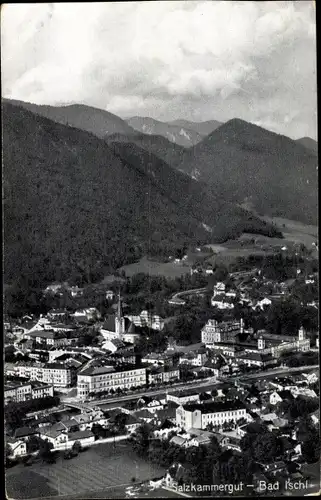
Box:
(131, 424), (258, 486)
(5, 396), (60, 432)
(280, 351), (319, 368)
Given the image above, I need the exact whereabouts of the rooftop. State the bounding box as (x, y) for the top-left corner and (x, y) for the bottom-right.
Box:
(182, 400), (246, 414)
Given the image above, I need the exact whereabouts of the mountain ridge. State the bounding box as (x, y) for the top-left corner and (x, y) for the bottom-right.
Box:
(3, 102), (281, 288)
(176, 118), (318, 225)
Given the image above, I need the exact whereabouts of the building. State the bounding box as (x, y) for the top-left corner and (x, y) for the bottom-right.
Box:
(202, 322), (310, 359)
(252, 298), (272, 310)
(69, 286), (84, 298)
(73, 308), (101, 321)
(201, 319), (244, 346)
(176, 400), (248, 430)
(178, 347), (208, 366)
(106, 290), (114, 301)
(5, 361), (77, 388)
(147, 366), (180, 385)
(4, 380), (54, 405)
(126, 310), (165, 331)
(77, 364), (147, 400)
(167, 390), (200, 406)
(6, 438), (27, 458)
(142, 352), (177, 367)
(235, 352), (278, 369)
(211, 296), (234, 309)
(100, 295), (142, 343)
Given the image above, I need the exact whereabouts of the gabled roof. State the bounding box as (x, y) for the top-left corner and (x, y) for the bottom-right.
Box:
(170, 436), (187, 446)
(14, 427), (39, 438)
(67, 430), (94, 440)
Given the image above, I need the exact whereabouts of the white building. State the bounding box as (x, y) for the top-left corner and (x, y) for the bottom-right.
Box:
(176, 401), (248, 430)
(6, 361), (77, 388)
(77, 364), (146, 400)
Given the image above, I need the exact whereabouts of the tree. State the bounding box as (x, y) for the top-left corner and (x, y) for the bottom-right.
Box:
(132, 423), (152, 457)
(72, 440), (82, 456)
(39, 438), (54, 463)
(301, 429), (320, 463)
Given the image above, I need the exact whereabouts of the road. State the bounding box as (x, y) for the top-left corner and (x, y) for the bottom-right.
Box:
(63, 365), (318, 409)
(169, 287), (207, 302)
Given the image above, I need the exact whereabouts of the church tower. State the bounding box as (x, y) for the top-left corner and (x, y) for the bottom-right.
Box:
(298, 326), (306, 341)
(115, 292), (125, 337)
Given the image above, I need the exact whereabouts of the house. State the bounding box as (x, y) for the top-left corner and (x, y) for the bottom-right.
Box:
(164, 462), (186, 489)
(178, 348), (208, 367)
(270, 390), (294, 406)
(14, 427), (40, 442)
(124, 414), (140, 433)
(67, 430), (95, 448)
(101, 338), (126, 353)
(40, 428), (69, 448)
(258, 460), (288, 477)
(133, 409), (154, 423)
(154, 420), (180, 440)
(106, 290), (114, 301)
(311, 409), (319, 425)
(69, 286), (84, 298)
(6, 438), (27, 458)
(167, 390), (200, 406)
(73, 308), (101, 321)
(170, 435), (188, 447)
(252, 298), (272, 310)
(211, 295), (234, 310)
(47, 309), (69, 320)
(147, 366), (180, 385)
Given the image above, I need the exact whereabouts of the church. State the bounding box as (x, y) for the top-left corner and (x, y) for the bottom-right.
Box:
(100, 294), (142, 344)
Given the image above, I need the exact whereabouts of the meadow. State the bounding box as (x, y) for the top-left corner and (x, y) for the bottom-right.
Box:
(6, 442), (166, 500)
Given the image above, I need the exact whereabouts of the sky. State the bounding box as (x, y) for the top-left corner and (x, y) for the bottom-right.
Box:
(1, 1), (317, 139)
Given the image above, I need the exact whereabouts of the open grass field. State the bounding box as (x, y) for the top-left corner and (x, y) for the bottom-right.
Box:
(6, 442), (166, 500)
(118, 256), (190, 278)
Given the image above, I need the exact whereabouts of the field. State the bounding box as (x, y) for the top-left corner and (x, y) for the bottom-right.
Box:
(118, 256), (190, 278)
(6, 442), (166, 500)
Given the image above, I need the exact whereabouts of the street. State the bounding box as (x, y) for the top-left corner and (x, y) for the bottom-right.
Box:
(63, 365), (319, 409)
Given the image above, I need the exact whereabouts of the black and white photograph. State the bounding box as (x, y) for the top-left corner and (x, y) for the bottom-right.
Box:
(2, 1), (319, 498)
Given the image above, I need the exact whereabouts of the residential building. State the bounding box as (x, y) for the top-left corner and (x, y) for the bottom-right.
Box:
(6, 438), (27, 458)
(5, 361), (77, 388)
(77, 364), (147, 399)
(125, 310), (165, 331)
(4, 380), (54, 405)
(167, 390), (200, 406)
(147, 366), (180, 385)
(176, 400), (248, 430)
(178, 348), (208, 366)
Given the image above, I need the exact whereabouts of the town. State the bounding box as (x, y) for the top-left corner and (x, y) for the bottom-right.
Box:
(4, 248), (320, 498)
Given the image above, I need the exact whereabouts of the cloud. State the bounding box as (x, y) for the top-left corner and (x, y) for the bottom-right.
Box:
(1, 1), (317, 139)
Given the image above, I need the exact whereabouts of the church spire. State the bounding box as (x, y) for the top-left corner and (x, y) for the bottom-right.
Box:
(117, 290), (123, 319)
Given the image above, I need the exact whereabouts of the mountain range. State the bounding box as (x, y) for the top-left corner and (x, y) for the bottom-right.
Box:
(3, 101), (279, 287)
(126, 116), (221, 147)
(175, 118), (318, 225)
(2, 98), (136, 138)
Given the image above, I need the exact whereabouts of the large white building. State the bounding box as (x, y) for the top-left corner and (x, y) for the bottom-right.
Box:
(202, 320), (310, 359)
(5, 361), (77, 388)
(201, 319), (244, 346)
(77, 364), (147, 400)
(176, 400), (248, 430)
